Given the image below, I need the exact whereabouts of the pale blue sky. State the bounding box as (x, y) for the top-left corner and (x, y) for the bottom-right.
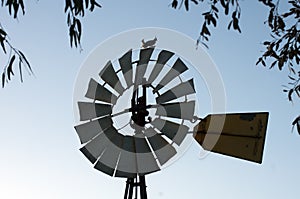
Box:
(1, 1), (300, 199)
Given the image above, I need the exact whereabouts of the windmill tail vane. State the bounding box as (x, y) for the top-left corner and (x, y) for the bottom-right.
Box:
(193, 112), (269, 164)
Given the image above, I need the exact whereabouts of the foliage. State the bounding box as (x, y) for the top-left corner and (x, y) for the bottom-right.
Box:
(257, 0), (300, 104)
(0, 29), (33, 88)
(0, 0), (101, 87)
(64, 0), (101, 50)
(170, 0), (299, 72)
(171, 0), (300, 133)
(0, 0), (33, 87)
(170, 0), (242, 48)
(257, 0), (300, 134)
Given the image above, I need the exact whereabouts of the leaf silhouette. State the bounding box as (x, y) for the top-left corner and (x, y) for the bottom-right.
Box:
(191, 0), (198, 5)
(2, 72), (5, 88)
(171, 0), (178, 9)
(0, 40), (6, 53)
(85, 0), (89, 9)
(288, 89), (293, 101)
(0, 28), (7, 36)
(220, 0), (226, 8)
(297, 123), (300, 135)
(7, 55), (15, 80)
(19, 0), (25, 14)
(202, 24), (211, 36)
(212, 5), (218, 12)
(13, 2), (19, 18)
(288, 75), (296, 81)
(228, 21), (232, 30)
(76, 19), (82, 40)
(233, 18), (241, 33)
(184, 0), (189, 11)
(90, 0), (101, 11)
(292, 116), (300, 135)
(225, 2), (229, 15)
(65, 0), (71, 12)
(93, 0), (102, 8)
(19, 57), (23, 83)
(18, 50), (33, 74)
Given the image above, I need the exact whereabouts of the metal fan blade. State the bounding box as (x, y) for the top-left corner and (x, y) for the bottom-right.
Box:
(151, 118), (189, 145)
(144, 128), (177, 166)
(155, 101), (195, 120)
(80, 132), (109, 164)
(78, 102), (112, 121)
(119, 49), (133, 87)
(153, 58), (188, 93)
(156, 79), (195, 104)
(135, 48), (154, 85)
(80, 126), (121, 164)
(137, 48), (154, 66)
(85, 78), (118, 104)
(99, 61), (125, 95)
(134, 135), (160, 175)
(147, 50), (175, 83)
(194, 112), (269, 164)
(115, 136), (138, 178)
(74, 116), (113, 144)
(94, 132), (124, 176)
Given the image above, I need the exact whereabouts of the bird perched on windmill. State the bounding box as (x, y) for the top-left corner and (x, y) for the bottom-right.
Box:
(141, 37), (157, 48)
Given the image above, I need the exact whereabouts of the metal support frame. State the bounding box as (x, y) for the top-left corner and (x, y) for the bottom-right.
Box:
(124, 176), (148, 199)
(125, 73), (150, 199)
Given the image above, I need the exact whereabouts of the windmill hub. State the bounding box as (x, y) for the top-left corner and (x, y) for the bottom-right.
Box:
(111, 83), (158, 135)
(130, 84), (151, 127)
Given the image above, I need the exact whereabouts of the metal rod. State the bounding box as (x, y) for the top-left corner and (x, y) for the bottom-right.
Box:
(128, 178), (134, 199)
(139, 176), (147, 199)
(124, 178), (130, 199)
(123, 176), (148, 199)
(135, 178), (138, 199)
(124, 178), (134, 199)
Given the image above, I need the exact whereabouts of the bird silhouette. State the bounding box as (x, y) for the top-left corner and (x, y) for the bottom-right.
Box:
(141, 37), (157, 48)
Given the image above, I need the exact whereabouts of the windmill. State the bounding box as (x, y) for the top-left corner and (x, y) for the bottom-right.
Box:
(73, 28), (269, 199)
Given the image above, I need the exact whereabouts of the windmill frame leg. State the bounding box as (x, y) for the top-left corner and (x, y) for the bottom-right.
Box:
(124, 176), (148, 199)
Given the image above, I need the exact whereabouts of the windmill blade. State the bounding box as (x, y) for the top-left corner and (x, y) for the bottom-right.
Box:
(194, 112), (269, 164)
(80, 126), (120, 164)
(137, 48), (154, 66)
(74, 116), (113, 144)
(155, 101), (195, 120)
(119, 49), (133, 87)
(135, 48), (154, 85)
(134, 135), (160, 175)
(153, 58), (188, 93)
(115, 136), (138, 178)
(94, 132), (124, 176)
(144, 128), (177, 166)
(156, 79), (195, 104)
(151, 118), (189, 145)
(80, 132), (109, 164)
(85, 78), (118, 104)
(78, 102), (112, 121)
(147, 50), (174, 83)
(99, 61), (125, 95)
